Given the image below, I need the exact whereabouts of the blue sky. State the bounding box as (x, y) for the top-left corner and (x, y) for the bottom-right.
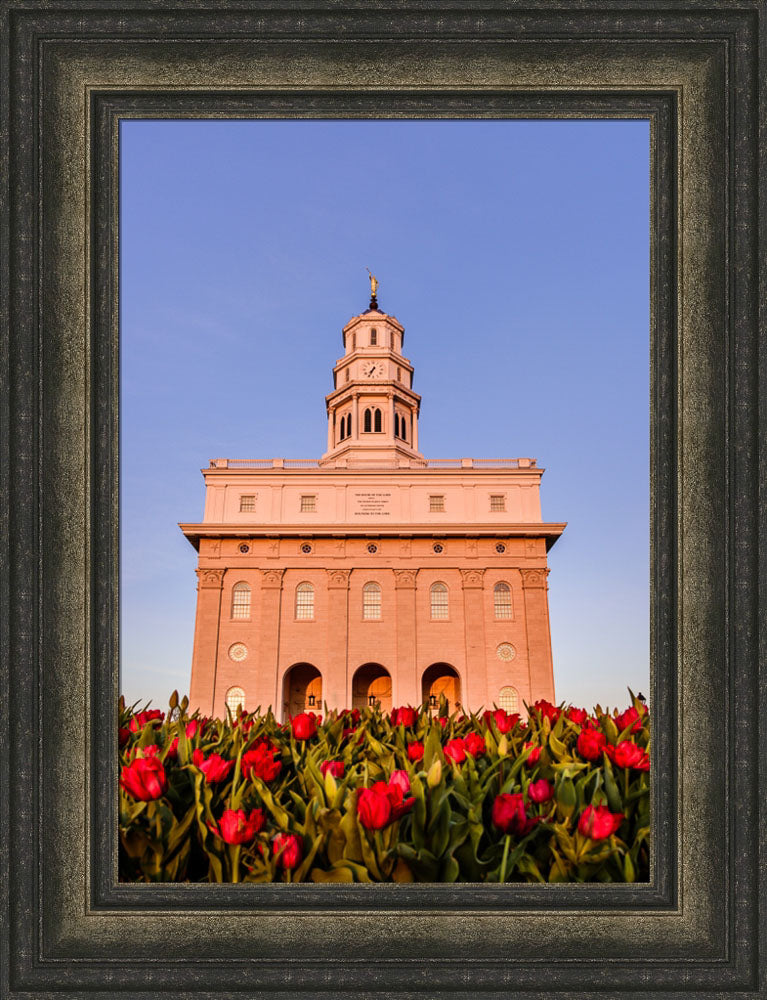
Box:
(120, 118), (649, 714)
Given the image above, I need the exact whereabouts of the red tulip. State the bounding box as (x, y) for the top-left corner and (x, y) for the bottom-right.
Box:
(357, 787), (393, 829)
(118, 727), (131, 747)
(523, 743), (541, 766)
(389, 770), (410, 795)
(390, 706), (418, 727)
(578, 804), (624, 840)
(273, 832), (303, 869)
(444, 738), (466, 763)
(185, 717), (208, 738)
(320, 760), (344, 779)
(291, 713), (318, 740)
(129, 709), (165, 733)
(577, 727), (607, 762)
(463, 732), (486, 758)
(340, 708), (361, 726)
(527, 778), (553, 803)
(120, 756), (168, 801)
(533, 699), (561, 723)
(437, 717), (448, 728)
(614, 705), (646, 734)
(567, 706), (588, 725)
(407, 740), (425, 762)
(192, 748), (234, 783)
(482, 708), (519, 734)
(492, 793), (538, 836)
(212, 807), (265, 845)
(606, 740), (650, 771)
(242, 745), (282, 783)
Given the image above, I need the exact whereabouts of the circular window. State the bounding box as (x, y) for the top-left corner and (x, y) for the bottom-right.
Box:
(496, 642), (516, 662)
(367, 543), (378, 554)
(228, 643), (248, 662)
(433, 543), (444, 554)
(495, 543), (506, 554)
(300, 543), (313, 554)
(239, 543), (250, 553)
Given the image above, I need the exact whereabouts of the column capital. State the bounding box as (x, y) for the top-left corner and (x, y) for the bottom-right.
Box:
(393, 569), (418, 589)
(326, 568), (351, 589)
(196, 568), (225, 589)
(520, 567), (550, 590)
(460, 568), (485, 589)
(260, 568), (286, 589)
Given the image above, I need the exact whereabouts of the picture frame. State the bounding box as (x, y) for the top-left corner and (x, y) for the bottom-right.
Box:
(1, 2), (764, 996)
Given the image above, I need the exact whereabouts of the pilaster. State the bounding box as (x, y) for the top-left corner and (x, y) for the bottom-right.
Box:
(394, 569), (419, 707)
(521, 568), (555, 703)
(259, 569), (285, 714)
(189, 568), (224, 715)
(326, 569), (351, 709)
(460, 568), (487, 710)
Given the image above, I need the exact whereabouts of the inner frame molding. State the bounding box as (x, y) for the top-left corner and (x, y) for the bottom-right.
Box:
(2, 7), (763, 998)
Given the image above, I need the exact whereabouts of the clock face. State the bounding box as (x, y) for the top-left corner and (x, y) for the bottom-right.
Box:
(362, 362), (385, 379)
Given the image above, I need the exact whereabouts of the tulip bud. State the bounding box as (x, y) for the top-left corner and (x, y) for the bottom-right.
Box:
(324, 769), (337, 801)
(497, 735), (509, 757)
(169, 689), (178, 710)
(427, 759), (442, 788)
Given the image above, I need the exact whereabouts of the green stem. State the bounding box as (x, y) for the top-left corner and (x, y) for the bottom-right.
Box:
(499, 834), (511, 884)
(229, 844), (241, 883)
(623, 768), (629, 804)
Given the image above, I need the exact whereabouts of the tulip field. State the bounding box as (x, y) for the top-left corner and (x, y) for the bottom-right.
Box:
(119, 694), (650, 883)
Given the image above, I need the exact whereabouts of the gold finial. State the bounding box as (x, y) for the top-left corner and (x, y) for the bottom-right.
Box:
(366, 268), (379, 298)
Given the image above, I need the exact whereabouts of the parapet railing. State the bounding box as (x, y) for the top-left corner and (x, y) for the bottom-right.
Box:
(211, 457), (537, 469)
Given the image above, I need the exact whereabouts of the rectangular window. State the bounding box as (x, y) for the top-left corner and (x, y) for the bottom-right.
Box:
(239, 495), (256, 512)
(429, 495), (445, 512)
(370, 328), (377, 345)
(300, 494), (317, 513)
(490, 495), (505, 512)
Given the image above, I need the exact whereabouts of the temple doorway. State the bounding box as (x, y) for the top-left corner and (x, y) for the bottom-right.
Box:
(352, 663), (393, 713)
(282, 663), (322, 720)
(422, 663), (461, 714)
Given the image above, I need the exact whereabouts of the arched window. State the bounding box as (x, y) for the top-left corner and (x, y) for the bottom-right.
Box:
(498, 686), (518, 713)
(394, 413), (400, 438)
(345, 368), (350, 382)
(430, 582), (449, 620)
(231, 582), (251, 620)
(346, 413), (352, 437)
(400, 414), (407, 441)
(362, 582), (382, 620)
(494, 582), (513, 619)
(226, 686), (246, 716)
(370, 327), (377, 345)
(374, 408), (382, 432)
(352, 333), (356, 350)
(364, 408), (372, 432)
(339, 416), (345, 441)
(295, 582), (314, 620)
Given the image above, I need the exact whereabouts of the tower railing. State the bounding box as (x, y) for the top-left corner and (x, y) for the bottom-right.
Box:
(211, 457), (536, 469)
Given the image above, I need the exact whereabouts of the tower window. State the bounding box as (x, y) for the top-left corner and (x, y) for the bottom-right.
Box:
(300, 495), (317, 513)
(345, 368), (350, 382)
(226, 686), (246, 716)
(295, 582), (315, 620)
(364, 408), (372, 432)
(352, 333), (356, 350)
(396, 367), (401, 381)
(239, 495), (256, 512)
(494, 582), (513, 619)
(346, 413), (352, 437)
(490, 494), (506, 512)
(362, 582), (382, 620)
(231, 582), (251, 620)
(394, 413), (400, 438)
(430, 582), (449, 620)
(374, 408), (382, 432)
(429, 495), (445, 512)
(370, 328), (377, 345)
(498, 686), (518, 713)
(339, 416), (345, 441)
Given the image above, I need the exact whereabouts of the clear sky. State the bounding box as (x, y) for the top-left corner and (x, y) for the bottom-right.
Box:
(120, 118), (649, 715)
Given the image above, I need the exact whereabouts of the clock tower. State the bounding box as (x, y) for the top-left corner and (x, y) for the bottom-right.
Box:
(320, 285), (424, 468)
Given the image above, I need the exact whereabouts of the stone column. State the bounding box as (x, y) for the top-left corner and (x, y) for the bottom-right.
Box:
(326, 569), (351, 709)
(412, 406), (419, 451)
(189, 568), (225, 716)
(327, 407), (334, 451)
(394, 569), (419, 706)
(460, 568), (487, 711)
(520, 568), (555, 703)
(258, 568), (285, 717)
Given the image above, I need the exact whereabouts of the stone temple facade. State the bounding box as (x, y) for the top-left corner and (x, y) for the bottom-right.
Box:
(181, 291), (565, 720)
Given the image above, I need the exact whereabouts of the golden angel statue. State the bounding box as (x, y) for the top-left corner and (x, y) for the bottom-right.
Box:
(366, 268), (379, 297)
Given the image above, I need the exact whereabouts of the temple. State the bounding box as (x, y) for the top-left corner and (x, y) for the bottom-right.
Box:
(180, 281), (565, 719)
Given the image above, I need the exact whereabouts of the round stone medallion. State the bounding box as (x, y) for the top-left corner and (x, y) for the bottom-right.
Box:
(228, 642), (248, 662)
(496, 642), (516, 662)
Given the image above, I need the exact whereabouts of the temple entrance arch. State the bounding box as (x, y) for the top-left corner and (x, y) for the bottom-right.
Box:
(282, 663), (322, 721)
(422, 663), (461, 714)
(352, 663), (392, 713)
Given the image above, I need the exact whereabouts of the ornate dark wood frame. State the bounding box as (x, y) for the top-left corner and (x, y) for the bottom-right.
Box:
(1, 2), (764, 997)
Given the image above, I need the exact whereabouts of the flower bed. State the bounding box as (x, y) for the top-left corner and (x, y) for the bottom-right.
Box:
(118, 693), (650, 883)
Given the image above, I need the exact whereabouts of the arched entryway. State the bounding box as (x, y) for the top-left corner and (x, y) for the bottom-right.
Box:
(422, 663), (461, 714)
(352, 663), (392, 713)
(282, 663), (322, 720)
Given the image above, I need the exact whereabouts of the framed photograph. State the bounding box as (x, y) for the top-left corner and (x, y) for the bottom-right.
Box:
(2, 2), (764, 997)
